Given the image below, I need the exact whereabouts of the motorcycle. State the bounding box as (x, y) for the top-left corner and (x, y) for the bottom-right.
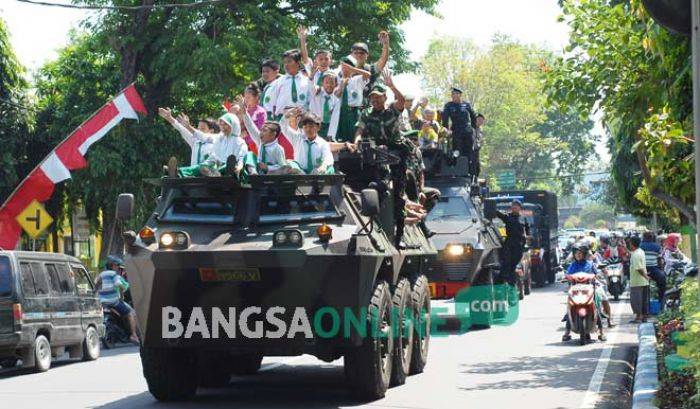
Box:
(101, 305), (132, 349)
(563, 272), (601, 345)
(601, 258), (625, 301)
(665, 261), (698, 310)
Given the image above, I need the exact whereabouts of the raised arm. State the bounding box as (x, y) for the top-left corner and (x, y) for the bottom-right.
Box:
(297, 26), (313, 69)
(383, 69), (404, 112)
(159, 107), (195, 148)
(280, 108), (304, 144)
(375, 31), (390, 72)
(343, 63), (372, 79)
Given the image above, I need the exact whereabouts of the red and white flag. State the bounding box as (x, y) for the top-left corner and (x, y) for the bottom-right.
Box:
(0, 84), (147, 250)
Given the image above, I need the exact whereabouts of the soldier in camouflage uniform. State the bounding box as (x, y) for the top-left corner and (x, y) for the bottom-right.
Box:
(354, 72), (409, 248)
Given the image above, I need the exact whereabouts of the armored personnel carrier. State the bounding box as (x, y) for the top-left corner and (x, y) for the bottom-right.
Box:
(421, 150), (502, 302)
(116, 145), (436, 402)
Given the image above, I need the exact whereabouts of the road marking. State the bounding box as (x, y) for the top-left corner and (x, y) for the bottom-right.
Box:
(580, 300), (623, 409)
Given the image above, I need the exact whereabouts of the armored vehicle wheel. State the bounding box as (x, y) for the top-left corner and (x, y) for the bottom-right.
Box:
(409, 275), (430, 375)
(82, 326), (101, 361)
(230, 353), (263, 375)
(344, 280), (394, 400)
(141, 347), (198, 401)
(390, 278), (414, 386)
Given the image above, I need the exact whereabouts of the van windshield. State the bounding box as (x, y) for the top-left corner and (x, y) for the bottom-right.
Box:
(0, 256), (12, 297)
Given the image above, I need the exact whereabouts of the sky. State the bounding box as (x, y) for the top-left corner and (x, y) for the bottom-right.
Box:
(0, 0), (606, 159)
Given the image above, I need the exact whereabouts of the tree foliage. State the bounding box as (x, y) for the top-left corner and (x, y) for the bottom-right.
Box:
(544, 0), (693, 226)
(420, 35), (597, 194)
(0, 16), (33, 201)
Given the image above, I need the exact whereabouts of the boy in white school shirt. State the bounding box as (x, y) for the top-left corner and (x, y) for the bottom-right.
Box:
(298, 26), (334, 87)
(308, 71), (340, 140)
(158, 107), (216, 166)
(270, 49), (311, 119)
(231, 99), (299, 175)
(280, 108), (335, 175)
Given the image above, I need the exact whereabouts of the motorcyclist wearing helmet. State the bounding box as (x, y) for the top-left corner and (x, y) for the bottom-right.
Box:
(562, 245), (607, 342)
(94, 255), (139, 344)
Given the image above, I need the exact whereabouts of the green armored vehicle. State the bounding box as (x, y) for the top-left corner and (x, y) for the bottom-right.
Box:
(116, 148), (436, 401)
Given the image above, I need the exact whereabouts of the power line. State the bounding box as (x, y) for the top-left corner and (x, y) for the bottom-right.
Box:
(15, 0), (228, 11)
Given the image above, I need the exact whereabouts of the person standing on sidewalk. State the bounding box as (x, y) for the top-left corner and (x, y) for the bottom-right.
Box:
(640, 231), (666, 312)
(629, 236), (651, 323)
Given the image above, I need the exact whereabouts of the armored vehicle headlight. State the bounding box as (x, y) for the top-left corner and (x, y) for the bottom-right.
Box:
(158, 231), (190, 250)
(446, 244), (464, 257)
(273, 230), (304, 247)
(175, 232), (188, 246)
(160, 233), (174, 247)
(289, 231), (302, 245)
(274, 231), (288, 245)
(316, 224), (333, 242)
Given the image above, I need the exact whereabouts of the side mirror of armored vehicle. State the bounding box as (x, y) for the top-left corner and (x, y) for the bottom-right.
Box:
(116, 193), (135, 221)
(361, 189), (380, 217)
(483, 198), (497, 220)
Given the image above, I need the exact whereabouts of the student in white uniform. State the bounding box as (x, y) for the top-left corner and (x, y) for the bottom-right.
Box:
(332, 55), (371, 143)
(158, 107), (215, 166)
(258, 59), (281, 120)
(297, 26), (334, 87)
(308, 71), (340, 140)
(177, 113), (256, 178)
(280, 109), (335, 175)
(232, 101), (298, 175)
(270, 49), (311, 119)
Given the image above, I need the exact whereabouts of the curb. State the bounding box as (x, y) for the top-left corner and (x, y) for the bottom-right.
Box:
(632, 323), (659, 409)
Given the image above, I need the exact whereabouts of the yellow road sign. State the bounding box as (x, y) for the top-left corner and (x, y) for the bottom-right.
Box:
(16, 200), (53, 239)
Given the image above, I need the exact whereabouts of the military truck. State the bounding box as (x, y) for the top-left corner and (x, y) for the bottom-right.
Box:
(421, 150), (502, 301)
(116, 146), (436, 402)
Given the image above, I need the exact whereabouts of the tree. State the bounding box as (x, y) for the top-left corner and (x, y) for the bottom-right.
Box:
(564, 215), (581, 229)
(579, 203), (614, 228)
(0, 16), (32, 201)
(545, 0), (693, 225)
(30, 0), (439, 259)
(420, 35), (597, 192)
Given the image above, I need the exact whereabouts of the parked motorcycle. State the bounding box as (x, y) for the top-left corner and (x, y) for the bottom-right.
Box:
(563, 272), (601, 345)
(101, 306), (132, 349)
(665, 261), (698, 310)
(601, 258), (625, 301)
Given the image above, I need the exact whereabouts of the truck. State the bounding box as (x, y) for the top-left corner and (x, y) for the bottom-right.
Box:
(489, 190), (560, 287)
(117, 144), (436, 402)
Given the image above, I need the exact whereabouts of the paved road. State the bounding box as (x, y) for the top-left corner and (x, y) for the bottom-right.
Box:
(0, 283), (638, 409)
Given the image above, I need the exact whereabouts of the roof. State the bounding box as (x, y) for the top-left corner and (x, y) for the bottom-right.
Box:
(0, 250), (82, 264)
